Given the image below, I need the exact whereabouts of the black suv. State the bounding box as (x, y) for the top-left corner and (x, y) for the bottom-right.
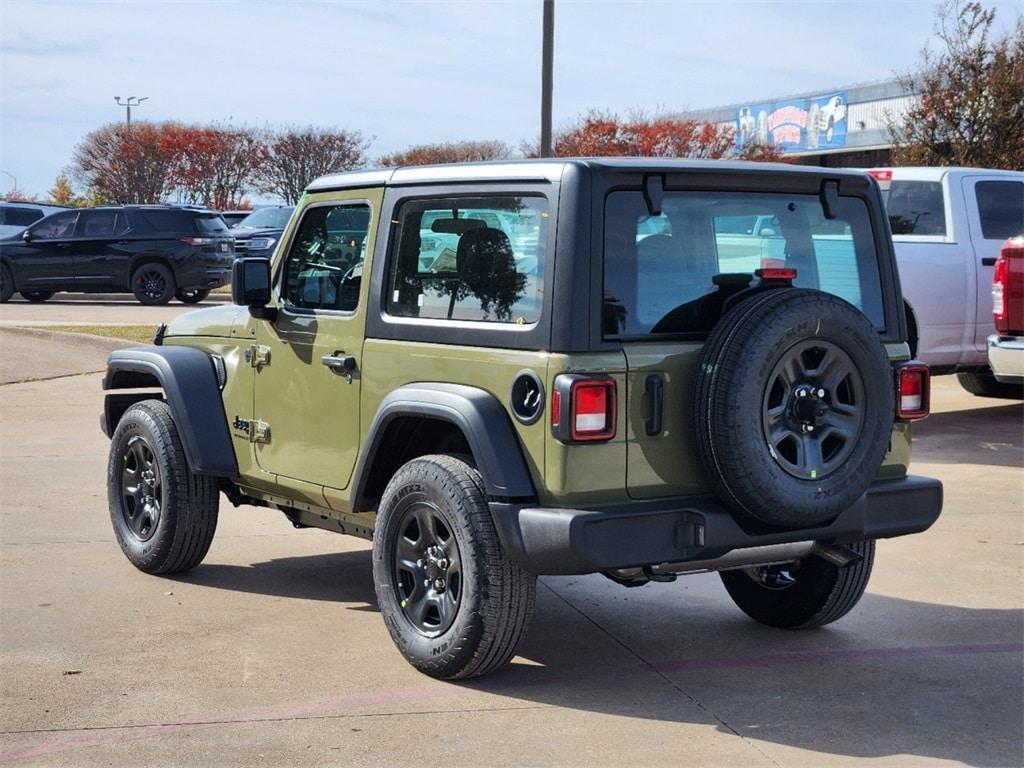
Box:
(230, 206), (294, 259)
(0, 205), (235, 305)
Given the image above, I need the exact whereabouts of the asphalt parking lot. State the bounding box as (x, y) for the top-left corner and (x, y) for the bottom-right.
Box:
(0, 301), (1021, 767)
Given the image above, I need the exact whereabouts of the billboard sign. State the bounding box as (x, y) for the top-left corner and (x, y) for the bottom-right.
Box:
(736, 92), (848, 153)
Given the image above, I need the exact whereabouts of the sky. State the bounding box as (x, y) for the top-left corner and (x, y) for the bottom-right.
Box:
(0, 0), (1021, 200)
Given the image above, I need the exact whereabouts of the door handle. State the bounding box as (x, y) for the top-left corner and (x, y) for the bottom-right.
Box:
(321, 354), (357, 382)
(981, 257), (996, 266)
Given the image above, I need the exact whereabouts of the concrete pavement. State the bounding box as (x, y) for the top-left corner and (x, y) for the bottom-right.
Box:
(0, 294), (229, 327)
(0, 332), (1021, 767)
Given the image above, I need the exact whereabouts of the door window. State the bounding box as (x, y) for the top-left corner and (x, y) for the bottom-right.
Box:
(882, 181), (947, 236)
(30, 211), (79, 240)
(76, 210), (130, 238)
(281, 203), (371, 312)
(975, 181), (1024, 240)
(1, 206), (45, 227)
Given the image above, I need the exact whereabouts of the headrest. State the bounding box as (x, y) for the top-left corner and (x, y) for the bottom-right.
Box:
(456, 227), (515, 288)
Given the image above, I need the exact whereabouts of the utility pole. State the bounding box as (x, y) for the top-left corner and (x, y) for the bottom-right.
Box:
(114, 96), (149, 129)
(540, 0), (554, 158)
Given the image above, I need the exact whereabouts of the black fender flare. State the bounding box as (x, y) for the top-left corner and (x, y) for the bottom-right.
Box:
(352, 382), (536, 511)
(102, 346), (238, 477)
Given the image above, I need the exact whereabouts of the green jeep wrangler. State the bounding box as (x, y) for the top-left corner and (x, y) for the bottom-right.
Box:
(101, 159), (942, 679)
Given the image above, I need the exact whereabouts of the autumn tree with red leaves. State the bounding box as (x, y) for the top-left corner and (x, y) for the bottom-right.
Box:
(72, 122), (177, 204)
(163, 124), (260, 210)
(890, 1), (1024, 169)
(378, 140), (512, 167)
(253, 127), (369, 204)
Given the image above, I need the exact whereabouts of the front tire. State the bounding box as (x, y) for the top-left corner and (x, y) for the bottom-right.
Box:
(131, 263), (176, 305)
(372, 455), (536, 679)
(721, 539), (875, 629)
(0, 264), (13, 303)
(957, 370), (1023, 399)
(107, 399), (219, 574)
(20, 290), (55, 302)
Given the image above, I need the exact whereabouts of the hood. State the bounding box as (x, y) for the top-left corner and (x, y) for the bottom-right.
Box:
(232, 226), (284, 239)
(164, 304), (247, 339)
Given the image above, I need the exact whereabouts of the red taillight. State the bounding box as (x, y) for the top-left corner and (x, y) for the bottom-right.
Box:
(993, 253), (1009, 334)
(868, 169), (893, 181)
(551, 375), (616, 442)
(897, 364), (930, 420)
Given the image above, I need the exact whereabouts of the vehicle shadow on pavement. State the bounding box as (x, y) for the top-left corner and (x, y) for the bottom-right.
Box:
(913, 401), (1023, 467)
(172, 549), (1022, 765)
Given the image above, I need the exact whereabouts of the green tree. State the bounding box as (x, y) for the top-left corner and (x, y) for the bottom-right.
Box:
(47, 174), (76, 206)
(890, 1), (1024, 169)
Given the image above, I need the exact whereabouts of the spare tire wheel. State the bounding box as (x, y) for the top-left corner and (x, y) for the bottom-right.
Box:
(691, 288), (893, 528)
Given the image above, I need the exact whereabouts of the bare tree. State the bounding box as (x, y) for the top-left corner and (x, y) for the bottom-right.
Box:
(378, 140), (512, 167)
(890, 1), (1024, 169)
(253, 127), (369, 204)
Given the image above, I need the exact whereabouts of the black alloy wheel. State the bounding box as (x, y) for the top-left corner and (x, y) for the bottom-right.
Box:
(762, 340), (865, 481)
(20, 290), (55, 302)
(392, 501), (463, 637)
(132, 263), (175, 305)
(118, 435), (163, 542)
(176, 288), (210, 304)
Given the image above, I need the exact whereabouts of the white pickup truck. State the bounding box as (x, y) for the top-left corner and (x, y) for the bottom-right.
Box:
(870, 167), (1024, 398)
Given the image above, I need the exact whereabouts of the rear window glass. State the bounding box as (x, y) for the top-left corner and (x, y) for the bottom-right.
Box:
(883, 181), (947, 236)
(195, 215), (228, 234)
(975, 181), (1023, 240)
(385, 196), (547, 324)
(1, 207), (45, 227)
(603, 190), (885, 337)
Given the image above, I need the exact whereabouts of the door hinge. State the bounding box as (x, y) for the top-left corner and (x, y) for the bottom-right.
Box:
(244, 344), (272, 370)
(248, 419), (271, 444)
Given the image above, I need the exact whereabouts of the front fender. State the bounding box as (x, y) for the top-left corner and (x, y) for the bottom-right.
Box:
(102, 346), (238, 477)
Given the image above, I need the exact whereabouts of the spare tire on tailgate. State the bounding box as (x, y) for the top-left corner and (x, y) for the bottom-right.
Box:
(691, 287), (893, 528)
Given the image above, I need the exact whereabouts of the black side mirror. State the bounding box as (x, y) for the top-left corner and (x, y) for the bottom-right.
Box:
(21, 230), (34, 243)
(231, 257), (276, 319)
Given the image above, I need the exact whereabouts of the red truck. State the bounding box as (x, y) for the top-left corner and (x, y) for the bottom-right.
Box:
(986, 236), (1024, 394)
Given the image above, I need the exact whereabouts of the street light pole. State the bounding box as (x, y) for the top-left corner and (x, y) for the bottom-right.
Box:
(0, 170), (16, 196)
(114, 96), (149, 129)
(540, 0), (554, 158)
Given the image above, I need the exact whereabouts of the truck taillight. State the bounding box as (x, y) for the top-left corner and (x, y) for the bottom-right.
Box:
(993, 253), (1008, 334)
(867, 169), (893, 182)
(896, 364), (930, 420)
(551, 375), (617, 442)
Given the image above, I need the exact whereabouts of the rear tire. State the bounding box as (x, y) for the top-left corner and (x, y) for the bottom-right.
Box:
(957, 370), (1023, 400)
(0, 264), (13, 303)
(20, 290), (54, 302)
(372, 454), (536, 679)
(107, 399), (219, 574)
(131, 263), (176, 305)
(721, 539), (875, 628)
(175, 288), (210, 304)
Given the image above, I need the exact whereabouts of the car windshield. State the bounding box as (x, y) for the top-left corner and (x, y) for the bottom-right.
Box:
(236, 207), (294, 230)
(603, 189), (885, 337)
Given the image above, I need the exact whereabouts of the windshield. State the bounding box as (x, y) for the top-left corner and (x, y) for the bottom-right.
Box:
(236, 207), (294, 230)
(604, 190), (885, 337)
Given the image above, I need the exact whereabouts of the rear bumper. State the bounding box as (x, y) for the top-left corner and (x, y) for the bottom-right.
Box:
(490, 475), (943, 575)
(987, 334), (1024, 384)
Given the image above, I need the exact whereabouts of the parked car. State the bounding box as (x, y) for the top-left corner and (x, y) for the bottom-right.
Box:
(219, 211), (252, 228)
(0, 205), (234, 305)
(101, 159), (940, 680)
(230, 206), (294, 259)
(869, 167), (1024, 398)
(0, 202), (68, 238)
(985, 236), (1024, 396)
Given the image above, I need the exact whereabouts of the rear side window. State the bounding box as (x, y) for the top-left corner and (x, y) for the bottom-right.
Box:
(132, 210), (192, 234)
(1, 207), (45, 227)
(282, 203), (371, 312)
(883, 181), (947, 236)
(195, 214), (229, 234)
(603, 190), (885, 337)
(975, 181), (1024, 240)
(385, 196), (547, 324)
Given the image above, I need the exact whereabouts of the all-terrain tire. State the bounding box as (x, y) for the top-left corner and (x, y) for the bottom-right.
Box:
(131, 262), (176, 305)
(957, 370), (1023, 400)
(0, 264), (13, 303)
(691, 288), (894, 528)
(372, 454), (536, 680)
(107, 399), (219, 574)
(720, 539), (875, 628)
(20, 290), (54, 302)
